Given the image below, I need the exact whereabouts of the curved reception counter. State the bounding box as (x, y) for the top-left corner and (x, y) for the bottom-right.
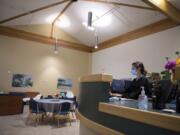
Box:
(78, 74), (180, 135)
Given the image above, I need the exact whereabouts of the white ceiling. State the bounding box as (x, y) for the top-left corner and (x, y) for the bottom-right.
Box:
(0, 0), (179, 46)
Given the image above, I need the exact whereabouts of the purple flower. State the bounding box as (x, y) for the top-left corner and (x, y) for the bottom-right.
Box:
(164, 61), (176, 70)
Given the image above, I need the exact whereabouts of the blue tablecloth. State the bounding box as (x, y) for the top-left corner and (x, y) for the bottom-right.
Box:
(35, 99), (73, 113)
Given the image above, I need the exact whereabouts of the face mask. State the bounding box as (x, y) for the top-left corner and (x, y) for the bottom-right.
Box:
(131, 69), (137, 76)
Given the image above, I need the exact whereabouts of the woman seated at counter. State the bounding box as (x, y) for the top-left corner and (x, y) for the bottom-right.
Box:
(110, 61), (151, 99)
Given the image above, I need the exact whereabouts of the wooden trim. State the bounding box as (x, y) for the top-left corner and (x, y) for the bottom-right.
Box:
(50, 0), (73, 37)
(0, 0), (69, 24)
(79, 74), (113, 82)
(175, 65), (180, 80)
(0, 19), (179, 53)
(83, 0), (155, 11)
(0, 26), (92, 52)
(76, 110), (124, 135)
(0, 0), (155, 24)
(99, 103), (180, 133)
(142, 0), (180, 22)
(92, 18), (179, 52)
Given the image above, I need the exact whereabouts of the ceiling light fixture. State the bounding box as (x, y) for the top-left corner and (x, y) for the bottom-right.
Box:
(94, 44), (98, 49)
(88, 26), (95, 31)
(88, 11), (92, 27)
(82, 11), (95, 31)
(54, 37), (59, 54)
(94, 30), (99, 49)
(82, 22), (95, 31)
(94, 36), (98, 49)
(82, 11), (112, 31)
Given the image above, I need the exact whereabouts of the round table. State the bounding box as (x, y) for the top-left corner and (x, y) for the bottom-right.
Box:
(35, 99), (73, 113)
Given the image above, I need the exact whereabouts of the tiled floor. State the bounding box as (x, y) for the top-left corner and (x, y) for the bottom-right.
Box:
(0, 106), (79, 135)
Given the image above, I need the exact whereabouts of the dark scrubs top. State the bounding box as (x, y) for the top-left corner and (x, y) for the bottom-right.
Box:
(123, 76), (151, 99)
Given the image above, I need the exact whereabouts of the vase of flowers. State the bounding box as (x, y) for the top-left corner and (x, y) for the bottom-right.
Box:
(161, 51), (180, 83)
(165, 60), (176, 82)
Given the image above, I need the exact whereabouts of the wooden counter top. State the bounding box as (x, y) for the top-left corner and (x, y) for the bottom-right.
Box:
(99, 102), (180, 133)
(79, 74), (113, 82)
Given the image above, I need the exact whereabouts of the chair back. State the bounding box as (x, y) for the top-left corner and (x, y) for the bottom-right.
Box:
(60, 102), (71, 113)
(159, 80), (175, 103)
(29, 98), (38, 112)
(60, 97), (77, 107)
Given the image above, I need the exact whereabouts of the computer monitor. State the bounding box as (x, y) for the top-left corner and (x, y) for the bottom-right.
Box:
(60, 91), (67, 98)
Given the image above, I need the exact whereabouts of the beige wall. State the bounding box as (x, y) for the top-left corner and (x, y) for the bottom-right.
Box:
(2, 24), (179, 97)
(92, 26), (180, 79)
(0, 35), (91, 96)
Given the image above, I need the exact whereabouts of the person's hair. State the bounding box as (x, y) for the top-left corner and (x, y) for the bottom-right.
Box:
(132, 61), (147, 76)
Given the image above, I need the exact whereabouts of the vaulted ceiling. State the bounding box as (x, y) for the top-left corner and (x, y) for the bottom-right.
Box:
(0, 0), (180, 48)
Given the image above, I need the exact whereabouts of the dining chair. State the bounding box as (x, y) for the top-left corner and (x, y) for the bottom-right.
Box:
(27, 98), (44, 126)
(55, 102), (72, 127)
(61, 97), (77, 120)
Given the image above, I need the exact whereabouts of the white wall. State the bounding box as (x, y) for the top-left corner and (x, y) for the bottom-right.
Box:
(92, 26), (180, 79)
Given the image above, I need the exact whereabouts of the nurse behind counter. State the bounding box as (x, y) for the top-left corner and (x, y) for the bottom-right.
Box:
(110, 61), (152, 100)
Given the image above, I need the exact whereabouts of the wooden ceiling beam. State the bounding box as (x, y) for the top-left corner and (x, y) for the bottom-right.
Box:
(92, 18), (179, 52)
(83, 0), (155, 11)
(50, 0), (74, 37)
(142, 0), (180, 22)
(0, 0), (69, 24)
(0, 26), (92, 52)
(0, 18), (178, 53)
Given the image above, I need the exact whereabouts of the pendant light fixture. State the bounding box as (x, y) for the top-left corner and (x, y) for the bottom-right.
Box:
(82, 11), (95, 31)
(87, 11), (94, 31)
(94, 35), (98, 49)
(54, 37), (59, 54)
(94, 30), (98, 49)
(88, 11), (92, 28)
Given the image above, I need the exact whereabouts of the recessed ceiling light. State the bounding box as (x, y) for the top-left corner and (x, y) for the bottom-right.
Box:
(46, 13), (70, 28)
(94, 45), (98, 49)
